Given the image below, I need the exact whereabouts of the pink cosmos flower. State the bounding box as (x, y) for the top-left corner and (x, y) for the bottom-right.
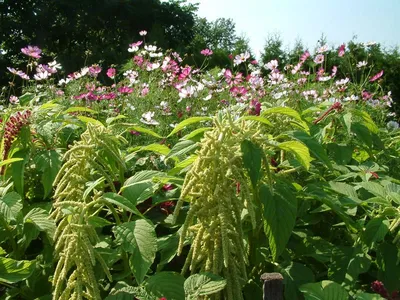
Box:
(118, 86), (134, 94)
(21, 45), (42, 59)
(200, 49), (213, 56)
(106, 68), (116, 79)
(314, 54), (324, 64)
(251, 60), (258, 65)
(300, 50), (310, 62)
(9, 95), (19, 104)
(179, 66), (191, 80)
(248, 99), (261, 116)
(362, 90), (372, 100)
(89, 65), (102, 77)
(128, 41), (143, 52)
(133, 55), (144, 66)
(331, 66), (338, 77)
(369, 70), (384, 82)
(338, 44), (345, 57)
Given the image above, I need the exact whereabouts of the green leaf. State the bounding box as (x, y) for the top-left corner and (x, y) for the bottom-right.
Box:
(64, 106), (98, 114)
(183, 127), (212, 140)
(327, 144), (354, 165)
(87, 216), (114, 228)
(135, 144), (171, 156)
(77, 116), (104, 126)
(0, 257), (35, 284)
(121, 171), (166, 205)
(24, 208), (56, 239)
(263, 107), (308, 132)
(260, 183), (297, 260)
(240, 115), (272, 126)
(157, 233), (180, 268)
(351, 123), (372, 149)
(351, 109), (379, 134)
(106, 115), (127, 125)
(377, 242), (400, 292)
(11, 149), (29, 196)
(18, 93), (35, 106)
(166, 140), (198, 162)
(0, 192), (23, 223)
(101, 192), (143, 217)
(342, 113), (353, 135)
(184, 273), (226, 299)
(363, 217), (390, 247)
(145, 272), (185, 300)
(282, 263), (315, 300)
(291, 131), (332, 169)
(167, 117), (212, 137)
(127, 126), (162, 138)
(355, 293), (385, 300)
(300, 280), (348, 300)
(35, 150), (62, 198)
(241, 140), (262, 188)
(113, 220), (157, 284)
(277, 141), (311, 170)
(329, 182), (360, 204)
(0, 158), (23, 168)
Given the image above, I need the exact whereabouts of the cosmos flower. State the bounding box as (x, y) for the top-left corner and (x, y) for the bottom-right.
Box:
(369, 70), (384, 82)
(21, 45), (42, 59)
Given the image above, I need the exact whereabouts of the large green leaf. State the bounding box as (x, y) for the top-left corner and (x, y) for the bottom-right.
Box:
(277, 141), (311, 170)
(300, 280), (348, 300)
(240, 115), (272, 126)
(144, 272), (185, 300)
(134, 144), (171, 156)
(355, 293), (385, 300)
(24, 208), (56, 239)
(11, 149), (29, 196)
(263, 107), (308, 132)
(0, 192), (23, 223)
(113, 220), (157, 284)
(241, 140), (262, 188)
(362, 217), (390, 247)
(291, 131), (332, 169)
(0, 257), (36, 284)
(377, 242), (400, 292)
(0, 158), (23, 168)
(35, 150), (62, 198)
(121, 171), (166, 205)
(101, 192), (143, 217)
(167, 117), (212, 137)
(127, 126), (162, 138)
(282, 262), (315, 300)
(166, 140), (198, 162)
(329, 182), (360, 204)
(351, 123), (372, 149)
(260, 183), (297, 260)
(184, 273), (226, 299)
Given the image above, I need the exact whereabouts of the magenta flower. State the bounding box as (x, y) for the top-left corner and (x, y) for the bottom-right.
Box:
(200, 48), (213, 56)
(118, 86), (134, 94)
(369, 70), (384, 82)
(106, 68), (116, 79)
(21, 45), (42, 59)
(248, 99), (261, 116)
(338, 44), (345, 57)
(89, 65), (102, 77)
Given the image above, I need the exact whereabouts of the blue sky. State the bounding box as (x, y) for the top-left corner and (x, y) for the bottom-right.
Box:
(189, 0), (400, 57)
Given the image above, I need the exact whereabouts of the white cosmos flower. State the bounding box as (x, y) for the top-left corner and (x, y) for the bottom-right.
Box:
(317, 44), (329, 53)
(140, 111), (159, 125)
(356, 61), (368, 68)
(264, 59), (279, 70)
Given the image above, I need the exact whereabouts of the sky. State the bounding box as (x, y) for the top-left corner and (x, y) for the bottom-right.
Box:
(188, 0), (400, 58)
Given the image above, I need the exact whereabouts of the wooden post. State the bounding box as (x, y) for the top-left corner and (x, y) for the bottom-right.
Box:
(260, 272), (284, 300)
